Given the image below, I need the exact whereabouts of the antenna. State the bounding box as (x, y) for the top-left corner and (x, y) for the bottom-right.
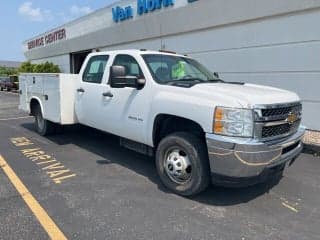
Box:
(160, 23), (165, 50)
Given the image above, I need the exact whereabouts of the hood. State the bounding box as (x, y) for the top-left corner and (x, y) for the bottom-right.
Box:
(190, 83), (300, 108)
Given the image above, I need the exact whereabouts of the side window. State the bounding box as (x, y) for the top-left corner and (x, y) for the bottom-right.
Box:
(113, 54), (143, 77)
(83, 55), (109, 83)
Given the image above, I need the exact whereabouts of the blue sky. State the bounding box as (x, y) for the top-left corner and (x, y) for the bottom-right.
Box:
(0, 1), (118, 61)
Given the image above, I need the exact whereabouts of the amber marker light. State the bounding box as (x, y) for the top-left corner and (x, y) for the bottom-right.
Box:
(215, 107), (224, 121)
(213, 107), (224, 133)
(214, 121), (224, 134)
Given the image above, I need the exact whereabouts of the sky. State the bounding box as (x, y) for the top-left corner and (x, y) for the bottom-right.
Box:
(0, 1), (118, 62)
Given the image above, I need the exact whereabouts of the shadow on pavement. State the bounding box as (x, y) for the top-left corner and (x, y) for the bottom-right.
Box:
(21, 122), (281, 206)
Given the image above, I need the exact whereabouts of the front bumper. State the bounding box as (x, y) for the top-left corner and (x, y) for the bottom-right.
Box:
(206, 126), (305, 186)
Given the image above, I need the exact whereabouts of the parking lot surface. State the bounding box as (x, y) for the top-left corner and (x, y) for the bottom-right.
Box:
(0, 91), (319, 240)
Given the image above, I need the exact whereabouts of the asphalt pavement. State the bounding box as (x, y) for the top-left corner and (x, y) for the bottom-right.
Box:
(0, 91), (319, 240)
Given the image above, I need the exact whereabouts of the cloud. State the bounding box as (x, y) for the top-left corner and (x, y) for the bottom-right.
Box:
(18, 2), (52, 22)
(18, 2), (93, 24)
(70, 5), (93, 17)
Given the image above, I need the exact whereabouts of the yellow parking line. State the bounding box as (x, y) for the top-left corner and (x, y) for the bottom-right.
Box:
(0, 155), (67, 240)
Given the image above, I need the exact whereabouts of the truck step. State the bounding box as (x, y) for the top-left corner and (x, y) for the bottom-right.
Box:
(120, 137), (154, 157)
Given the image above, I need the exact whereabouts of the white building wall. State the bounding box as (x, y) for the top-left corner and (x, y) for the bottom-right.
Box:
(23, 0), (320, 130)
(161, 9), (320, 129)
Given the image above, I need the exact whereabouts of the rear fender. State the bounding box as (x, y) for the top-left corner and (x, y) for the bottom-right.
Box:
(30, 97), (44, 116)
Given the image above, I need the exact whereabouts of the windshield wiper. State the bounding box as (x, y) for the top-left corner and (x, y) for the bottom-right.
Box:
(165, 78), (219, 84)
(208, 78), (225, 83)
(164, 78), (225, 86)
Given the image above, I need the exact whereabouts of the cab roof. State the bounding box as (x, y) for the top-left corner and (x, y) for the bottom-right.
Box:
(88, 49), (188, 58)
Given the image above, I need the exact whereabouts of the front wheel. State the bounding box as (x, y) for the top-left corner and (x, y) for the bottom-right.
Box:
(34, 105), (55, 136)
(155, 132), (210, 196)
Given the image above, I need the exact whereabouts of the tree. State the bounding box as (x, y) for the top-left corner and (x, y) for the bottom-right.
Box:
(0, 66), (18, 76)
(18, 61), (61, 73)
(18, 61), (34, 73)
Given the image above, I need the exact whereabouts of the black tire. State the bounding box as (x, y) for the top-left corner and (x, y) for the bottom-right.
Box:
(156, 132), (210, 196)
(7, 88), (11, 92)
(34, 105), (55, 136)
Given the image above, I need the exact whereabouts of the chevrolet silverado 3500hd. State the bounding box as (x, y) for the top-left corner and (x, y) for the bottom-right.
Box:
(19, 50), (305, 196)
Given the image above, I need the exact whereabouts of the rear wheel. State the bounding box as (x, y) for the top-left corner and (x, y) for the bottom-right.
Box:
(34, 105), (55, 136)
(156, 132), (210, 196)
(6, 88), (11, 92)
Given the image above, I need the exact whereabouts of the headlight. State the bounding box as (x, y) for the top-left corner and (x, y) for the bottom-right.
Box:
(213, 107), (253, 137)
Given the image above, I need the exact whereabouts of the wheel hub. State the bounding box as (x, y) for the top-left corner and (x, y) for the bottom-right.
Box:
(164, 148), (192, 184)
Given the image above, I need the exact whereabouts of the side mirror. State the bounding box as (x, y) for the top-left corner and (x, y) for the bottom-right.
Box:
(111, 65), (126, 78)
(110, 65), (145, 90)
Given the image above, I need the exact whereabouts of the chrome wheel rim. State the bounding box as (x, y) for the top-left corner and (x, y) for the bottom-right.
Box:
(164, 147), (192, 184)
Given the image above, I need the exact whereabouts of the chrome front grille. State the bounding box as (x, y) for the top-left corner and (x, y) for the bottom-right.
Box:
(254, 102), (302, 140)
(261, 120), (301, 138)
(262, 106), (294, 117)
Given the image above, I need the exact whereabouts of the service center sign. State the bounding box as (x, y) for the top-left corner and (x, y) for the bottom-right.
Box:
(27, 28), (66, 50)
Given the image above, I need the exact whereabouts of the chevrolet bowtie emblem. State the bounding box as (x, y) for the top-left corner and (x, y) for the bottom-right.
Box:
(287, 112), (298, 124)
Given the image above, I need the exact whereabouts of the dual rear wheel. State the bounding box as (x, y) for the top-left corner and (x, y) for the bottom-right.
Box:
(34, 105), (56, 136)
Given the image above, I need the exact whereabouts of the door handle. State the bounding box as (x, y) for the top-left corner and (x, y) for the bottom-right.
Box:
(77, 88), (85, 93)
(102, 91), (113, 98)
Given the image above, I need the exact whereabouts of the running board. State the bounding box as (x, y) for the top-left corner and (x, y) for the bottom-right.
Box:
(120, 137), (154, 157)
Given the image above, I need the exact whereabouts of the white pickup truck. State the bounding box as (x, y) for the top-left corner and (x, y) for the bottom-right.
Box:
(19, 50), (305, 196)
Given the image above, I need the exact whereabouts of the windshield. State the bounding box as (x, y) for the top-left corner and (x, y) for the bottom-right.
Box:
(142, 54), (219, 84)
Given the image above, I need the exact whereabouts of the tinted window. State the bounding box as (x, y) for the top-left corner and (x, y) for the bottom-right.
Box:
(113, 55), (143, 77)
(83, 55), (109, 83)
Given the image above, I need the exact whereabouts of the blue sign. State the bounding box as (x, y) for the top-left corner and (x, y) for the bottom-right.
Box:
(112, 6), (134, 22)
(137, 0), (175, 15)
(112, 0), (175, 23)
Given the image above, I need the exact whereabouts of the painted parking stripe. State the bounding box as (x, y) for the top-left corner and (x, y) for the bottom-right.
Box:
(0, 155), (67, 240)
(0, 116), (32, 121)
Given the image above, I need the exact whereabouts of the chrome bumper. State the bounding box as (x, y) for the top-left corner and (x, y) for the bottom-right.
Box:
(206, 126), (305, 180)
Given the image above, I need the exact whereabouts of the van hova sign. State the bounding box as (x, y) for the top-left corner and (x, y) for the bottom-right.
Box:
(27, 28), (66, 50)
(112, 0), (175, 22)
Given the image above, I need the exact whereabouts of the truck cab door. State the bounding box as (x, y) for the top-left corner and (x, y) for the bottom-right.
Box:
(102, 54), (152, 144)
(74, 55), (112, 129)
(75, 53), (152, 145)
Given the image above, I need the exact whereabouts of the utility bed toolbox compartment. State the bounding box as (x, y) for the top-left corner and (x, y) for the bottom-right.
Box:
(19, 73), (78, 124)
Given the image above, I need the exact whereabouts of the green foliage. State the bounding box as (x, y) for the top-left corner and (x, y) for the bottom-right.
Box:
(18, 61), (60, 73)
(0, 66), (18, 76)
(18, 61), (34, 73)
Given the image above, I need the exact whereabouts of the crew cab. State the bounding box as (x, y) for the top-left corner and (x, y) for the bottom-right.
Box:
(19, 50), (305, 196)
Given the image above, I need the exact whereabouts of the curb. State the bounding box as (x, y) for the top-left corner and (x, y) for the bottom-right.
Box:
(303, 144), (320, 156)
(302, 130), (320, 156)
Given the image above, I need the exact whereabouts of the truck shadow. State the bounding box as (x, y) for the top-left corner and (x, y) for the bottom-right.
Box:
(22, 123), (282, 206)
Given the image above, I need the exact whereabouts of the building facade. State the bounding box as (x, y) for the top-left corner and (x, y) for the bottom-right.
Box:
(23, 0), (320, 130)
